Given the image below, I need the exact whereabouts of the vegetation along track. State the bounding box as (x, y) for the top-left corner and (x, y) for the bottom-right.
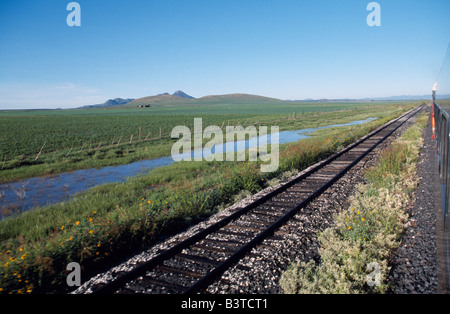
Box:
(86, 104), (425, 294)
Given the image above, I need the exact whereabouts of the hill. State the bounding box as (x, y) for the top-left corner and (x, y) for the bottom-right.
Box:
(195, 93), (284, 105)
(127, 91), (196, 107)
(172, 90), (195, 99)
(127, 92), (284, 107)
(79, 98), (135, 109)
(79, 91), (442, 110)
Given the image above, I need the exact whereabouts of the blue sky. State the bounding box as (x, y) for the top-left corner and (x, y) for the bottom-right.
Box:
(0, 0), (449, 109)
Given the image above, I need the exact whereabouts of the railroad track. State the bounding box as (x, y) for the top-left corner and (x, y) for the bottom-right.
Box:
(91, 104), (425, 294)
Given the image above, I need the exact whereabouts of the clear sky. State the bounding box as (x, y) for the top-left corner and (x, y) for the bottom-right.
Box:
(0, 0), (449, 109)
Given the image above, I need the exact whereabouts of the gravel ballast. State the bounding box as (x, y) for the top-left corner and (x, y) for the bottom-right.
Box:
(388, 109), (439, 294)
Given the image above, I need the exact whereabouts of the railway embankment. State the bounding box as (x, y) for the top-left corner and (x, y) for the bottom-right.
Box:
(387, 107), (442, 294)
(74, 106), (428, 294)
(280, 107), (435, 294)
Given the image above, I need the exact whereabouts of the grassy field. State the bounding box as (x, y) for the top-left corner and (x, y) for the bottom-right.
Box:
(0, 100), (422, 294)
(0, 101), (412, 183)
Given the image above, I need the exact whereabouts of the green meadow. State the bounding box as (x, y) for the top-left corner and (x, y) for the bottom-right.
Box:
(0, 99), (421, 293)
(0, 100), (412, 183)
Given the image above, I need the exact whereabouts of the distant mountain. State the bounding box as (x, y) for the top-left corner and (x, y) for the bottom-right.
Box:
(357, 94), (450, 101)
(127, 92), (284, 107)
(369, 95), (433, 101)
(292, 94), (450, 102)
(196, 93), (284, 104)
(128, 94), (191, 107)
(79, 91), (447, 110)
(127, 91), (196, 107)
(436, 95), (450, 100)
(173, 90), (195, 99)
(79, 98), (135, 109)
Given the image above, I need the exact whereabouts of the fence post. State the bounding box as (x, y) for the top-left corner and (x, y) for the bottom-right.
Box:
(34, 142), (46, 161)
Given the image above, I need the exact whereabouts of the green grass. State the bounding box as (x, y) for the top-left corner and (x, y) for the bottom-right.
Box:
(279, 111), (428, 294)
(0, 102), (411, 183)
(0, 101), (422, 294)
